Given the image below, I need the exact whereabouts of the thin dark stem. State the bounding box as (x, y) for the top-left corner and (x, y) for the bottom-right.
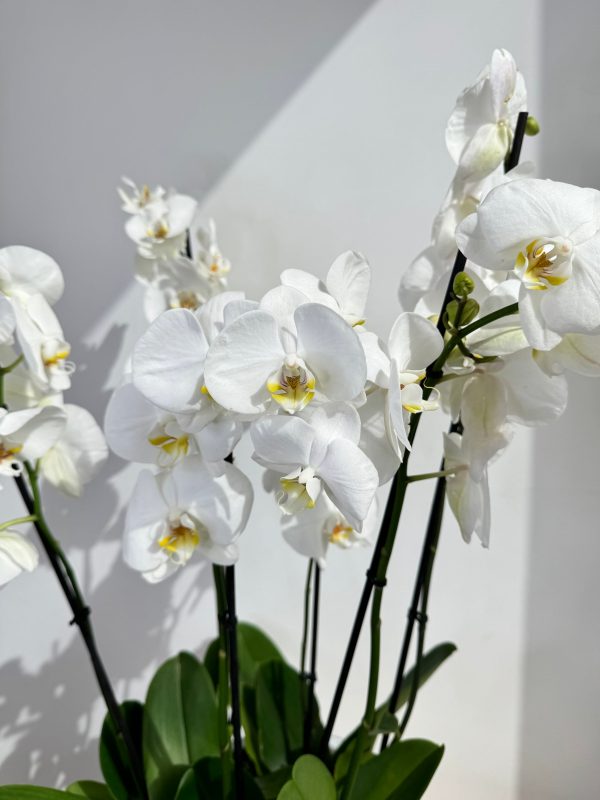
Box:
(213, 566), (232, 799)
(505, 111), (529, 172)
(225, 565), (244, 800)
(300, 559), (314, 676)
(435, 249), (467, 337)
(185, 229), (193, 259)
(380, 467), (446, 749)
(304, 561), (320, 752)
(12, 469), (148, 799)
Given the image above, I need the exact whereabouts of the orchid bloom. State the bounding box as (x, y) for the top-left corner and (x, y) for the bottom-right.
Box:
(132, 294), (251, 448)
(534, 332), (600, 377)
(281, 251), (370, 327)
(140, 257), (217, 321)
(0, 406), (66, 477)
(0, 246), (64, 307)
(0, 527), (39, 588)
(105, 379), (243, 466)
(457, 177), (600, 350)
(118, 177), (166, 215)
(0, 297), (16, 347)
(443, 432), (490, 547)
(282, 494), (378, 567)
(123, 456), (253, 582)
(204, 286), (366, 415)
(250, 402), (378, 531)
(125, 192), (197, 261)
(446, 48), (527, 181)
(193, 219), (231, 285)
(385, 312), (444, 454)
(12, 294), (75, 392)
(40, 405), (108, 497)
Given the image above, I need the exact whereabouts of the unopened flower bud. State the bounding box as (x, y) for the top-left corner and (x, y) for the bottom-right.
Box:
(525, 115), (540, 136)
(453, 271), (475, 299)
(460, 298), (480, 326)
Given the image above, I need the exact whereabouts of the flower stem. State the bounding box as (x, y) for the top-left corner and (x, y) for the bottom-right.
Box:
(406, 468), (460, 484)
(213, 565), (232, 799)
(300, 559), (314, 677)
(340, 582), (383, 800)
(380, 467), (446, 750)
(12, 465), (148, 799)
(0, 514), (37, 532)
(224, 565), (244, 800)
(304, 561), (321, 753)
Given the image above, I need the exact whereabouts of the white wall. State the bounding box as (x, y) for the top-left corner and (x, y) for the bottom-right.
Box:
(2, 1), (596, 798)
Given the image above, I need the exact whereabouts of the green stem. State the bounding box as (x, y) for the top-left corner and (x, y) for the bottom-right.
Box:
(341, 586), (383, 800)
(0, 353), (24, 375)
(212, 565), (232, 799)
(430, 302), (519, 375)
(0, 514), (37, 532)
(406, 468), (461, 484)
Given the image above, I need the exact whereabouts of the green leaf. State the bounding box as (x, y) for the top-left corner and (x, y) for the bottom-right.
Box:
(255, 767), (292, 799)
(335, 642), (455, 766)
(174, 758), (264, 800)
(255, 661), (306, 772)
(277, 755), (336, 800)
(99, 700), (145, 800)
(0, 790), (82, 799)
(143, 652), (219, 799)
(66, 783), (115, 799)
(347, 739), (444, 800)
(205, 622), (284, 687)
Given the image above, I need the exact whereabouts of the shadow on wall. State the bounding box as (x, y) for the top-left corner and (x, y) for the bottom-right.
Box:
(518, 1), (600, 797)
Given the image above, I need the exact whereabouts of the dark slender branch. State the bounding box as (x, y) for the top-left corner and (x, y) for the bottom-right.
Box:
(225, 565), (244, 800)
(304, 561), (320, 752)
(505, 111), (529, 172)
(300, 559), (314, 677)
(12, 470), (148, 800)
(380, 466), (446, 749)
(185, 229), (193, 259)
(380, 110), (530, 751)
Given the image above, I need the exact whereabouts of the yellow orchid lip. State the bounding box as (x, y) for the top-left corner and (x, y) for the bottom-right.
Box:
(267, 362), (316, 414)
(516, 238), (572, 290)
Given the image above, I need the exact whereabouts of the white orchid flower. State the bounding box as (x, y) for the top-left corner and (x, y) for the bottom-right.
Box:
(250, 402), (378, 530)
(282, 494), (379, 567)
(0, 528), (39, 588)
(446, 48), (527, 181)
(123, 456), (253, 582)
(534, 332), (600, 377)
(140, 257), (217, 321)
(118, 177), (166, 215)
(204, 286), (366, 415)
(105, 380), (243, 466)
(39, 405), (108, 497)
(443, 432), (490, 547)
(132, 293), (250, 440)
(0, 297), (16, 346)
(0, 405), (66, 477)
(281, 251), (370, 327)
(0, 246), (64, 307)
(459, 374), (514, 480)
(358, 388), (401, 485)
(12, 294), (74, 393)
(125, 193), (197, 261)
(192, 219), (232, 285)
(457, 177), (600, 350)
(385, 313), (444, 454)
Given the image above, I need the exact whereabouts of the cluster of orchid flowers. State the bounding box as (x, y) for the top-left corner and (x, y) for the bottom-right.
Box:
(103, 48), (600, 589)
(0, 248), (107, 586)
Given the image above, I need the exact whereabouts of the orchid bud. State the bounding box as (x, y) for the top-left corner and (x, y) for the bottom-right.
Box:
(452, 272), (475, 299)
(525, 115), (540, 136)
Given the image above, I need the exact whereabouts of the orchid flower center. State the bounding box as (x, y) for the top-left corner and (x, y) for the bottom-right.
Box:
(148, 421), (190, 467)
(0, 441), (22, 475)
(278, 466), (321, 514)
(326, 516), (355, 548)
(146, 218), (170, 241)
(515, 237), (573, 290)
(267, 356), (316, 414)
(42, 340), (72, 369)
(171, 290), (201, 310)
(158, 512), (203, 565)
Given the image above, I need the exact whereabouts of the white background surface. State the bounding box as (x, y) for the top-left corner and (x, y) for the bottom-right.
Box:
(1, 1), (599, 797)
